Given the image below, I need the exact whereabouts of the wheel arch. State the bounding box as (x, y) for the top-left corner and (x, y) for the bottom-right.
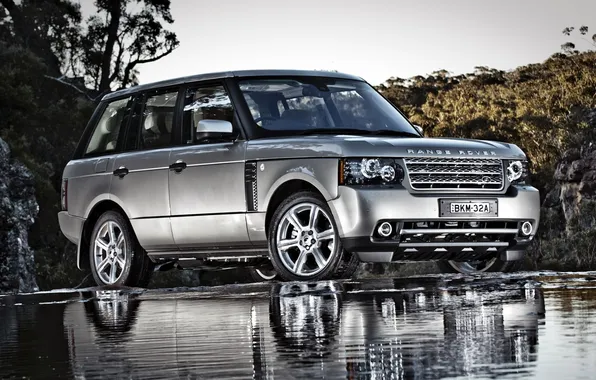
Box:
(77, 199), (130, 271)
(264, 178), (327, 237)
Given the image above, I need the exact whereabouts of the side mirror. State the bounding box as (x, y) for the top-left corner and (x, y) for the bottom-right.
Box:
(413, 124), (423, 135)
(197, 119), (233, 134)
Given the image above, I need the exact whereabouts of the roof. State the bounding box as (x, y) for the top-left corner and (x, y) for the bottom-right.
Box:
(102, 69), (365, 101)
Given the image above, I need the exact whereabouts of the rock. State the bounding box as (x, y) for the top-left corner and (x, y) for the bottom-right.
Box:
(0, 137), (39, 294)
(548, 109), (596, 233)
(542, 185), (561, 208)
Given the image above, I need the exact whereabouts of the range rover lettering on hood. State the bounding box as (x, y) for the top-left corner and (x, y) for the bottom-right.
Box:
(407, 149), (497, 156)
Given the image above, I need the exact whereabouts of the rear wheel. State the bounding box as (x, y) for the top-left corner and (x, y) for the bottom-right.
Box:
(267, 191), (346, 282)
(437, 257), (522, 274)
(89, 211), (154, 287)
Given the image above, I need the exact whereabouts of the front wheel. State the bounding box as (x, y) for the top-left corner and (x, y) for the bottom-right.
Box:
(248, 265), (278, 282)
(267, 191), (347, 282)
(89, 211), (154, 287)
(436, 256), (522, 274)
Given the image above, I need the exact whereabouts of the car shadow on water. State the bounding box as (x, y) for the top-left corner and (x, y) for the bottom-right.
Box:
(3, 273), (596, 379)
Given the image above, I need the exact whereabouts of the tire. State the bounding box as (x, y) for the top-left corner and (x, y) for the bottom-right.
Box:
(267, 191), (347, 282)
(436, 256), (522, 274)
(332, 250), (361, 279)
(89, 211), (154, 287)
(248, 265), (278, 282)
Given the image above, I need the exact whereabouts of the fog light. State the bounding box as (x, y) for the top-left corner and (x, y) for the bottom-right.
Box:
(521, 221), (533, 236)
(378, 222), (393, 237)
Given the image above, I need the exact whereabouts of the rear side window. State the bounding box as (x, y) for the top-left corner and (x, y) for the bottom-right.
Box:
(84, 97), (131, 156)
(139, 89), (178, 150)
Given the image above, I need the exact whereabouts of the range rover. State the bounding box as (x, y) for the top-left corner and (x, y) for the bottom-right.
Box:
(57, 70), (540, 286)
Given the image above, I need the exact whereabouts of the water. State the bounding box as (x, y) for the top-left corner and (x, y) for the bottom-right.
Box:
(1, 272), (596, 379)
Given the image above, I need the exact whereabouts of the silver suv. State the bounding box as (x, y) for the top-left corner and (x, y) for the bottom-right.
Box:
(58, 70), (540, 287)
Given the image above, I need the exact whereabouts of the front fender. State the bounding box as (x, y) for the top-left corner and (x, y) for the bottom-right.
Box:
(258, 158), (339, 212)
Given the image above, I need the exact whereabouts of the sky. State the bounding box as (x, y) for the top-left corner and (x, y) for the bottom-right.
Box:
(79, 0), (595, 86)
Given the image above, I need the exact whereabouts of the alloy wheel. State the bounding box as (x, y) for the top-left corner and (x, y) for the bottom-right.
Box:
(93, 221), (127, 284)
(275, 202), (337, 277)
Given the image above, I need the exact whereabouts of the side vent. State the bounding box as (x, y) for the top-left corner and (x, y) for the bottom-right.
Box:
(244, 161), (258, 211)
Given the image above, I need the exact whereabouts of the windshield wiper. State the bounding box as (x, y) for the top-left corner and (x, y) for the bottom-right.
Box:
(295, 128), (420, 137)
(296, 128), (373, 135)
(367, 130), (421, 138)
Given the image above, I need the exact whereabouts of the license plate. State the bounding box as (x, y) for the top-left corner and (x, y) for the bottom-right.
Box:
(440, 200), (497, 217)
(450, 202), (490, 214)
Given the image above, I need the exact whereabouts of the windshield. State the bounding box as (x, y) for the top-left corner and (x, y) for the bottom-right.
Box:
(237, 77), (419, 137)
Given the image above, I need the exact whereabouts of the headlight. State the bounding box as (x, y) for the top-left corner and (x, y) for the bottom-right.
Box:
(340, 158), (404, 185)
(506, 159), (530, 185)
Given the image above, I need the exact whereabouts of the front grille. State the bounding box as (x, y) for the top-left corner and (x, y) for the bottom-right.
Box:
(404, 157), (504, 190)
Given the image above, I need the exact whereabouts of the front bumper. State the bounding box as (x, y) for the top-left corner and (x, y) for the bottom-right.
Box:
(58, 211), (85, 246)
(327, 185), (540, 263)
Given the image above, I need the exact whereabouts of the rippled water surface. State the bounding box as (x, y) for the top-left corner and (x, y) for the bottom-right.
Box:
(1, 272), (596, 379)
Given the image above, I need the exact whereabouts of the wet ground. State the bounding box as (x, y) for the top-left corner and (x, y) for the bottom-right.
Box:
(1, 271), (596, 379)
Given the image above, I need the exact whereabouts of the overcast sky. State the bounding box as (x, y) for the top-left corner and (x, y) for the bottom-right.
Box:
(79, 0), (595, 86)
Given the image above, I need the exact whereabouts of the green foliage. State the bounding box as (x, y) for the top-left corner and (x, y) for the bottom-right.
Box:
(527, 201), (596, 271)
(530, 229), (596, 271)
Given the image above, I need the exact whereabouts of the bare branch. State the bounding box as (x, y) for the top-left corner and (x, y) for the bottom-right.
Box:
(120, 46), (175, 89)
(43, 74), (106, 102)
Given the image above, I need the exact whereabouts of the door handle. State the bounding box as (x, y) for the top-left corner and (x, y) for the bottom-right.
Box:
(113, 166), (129, 177)
(169, 160), (187, 173)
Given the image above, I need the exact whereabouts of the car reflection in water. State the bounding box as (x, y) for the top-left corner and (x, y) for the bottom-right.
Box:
(271, 279), (545, 378)
(64, 289), (274, 379)
(63, 278), (545, 379)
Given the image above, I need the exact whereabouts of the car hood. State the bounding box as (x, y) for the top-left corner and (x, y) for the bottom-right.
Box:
(245, 135), (526, 160)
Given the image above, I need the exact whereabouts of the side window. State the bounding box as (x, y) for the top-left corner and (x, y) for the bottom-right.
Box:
(123, 93), (144, 151)
(140, 89), (178, 150)
(182, 84), (235, 144)
(244, 94), (261, 120)
(84, 97), (132, 156)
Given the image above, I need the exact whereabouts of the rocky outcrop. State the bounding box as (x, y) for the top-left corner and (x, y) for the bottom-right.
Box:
(0, 137), (39, 293)
(546, 109), (596, 231)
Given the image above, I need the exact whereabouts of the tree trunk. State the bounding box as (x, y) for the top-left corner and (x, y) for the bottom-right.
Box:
(97, 0), (122, 93)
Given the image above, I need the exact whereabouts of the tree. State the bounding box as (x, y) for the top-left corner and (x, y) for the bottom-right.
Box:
(0, 0), (81, 78)
(0, 0), (180, 98)
(75, 0), (179, 95)
(562, 25), (595, 53)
